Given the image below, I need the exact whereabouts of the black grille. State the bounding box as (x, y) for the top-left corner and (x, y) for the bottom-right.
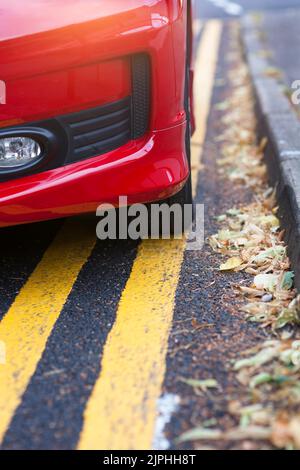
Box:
(59, 97), (131, 163)
(131, 54), (151, 139)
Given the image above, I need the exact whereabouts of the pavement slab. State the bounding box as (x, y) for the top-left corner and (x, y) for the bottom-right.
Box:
(260, 8), (300, 87)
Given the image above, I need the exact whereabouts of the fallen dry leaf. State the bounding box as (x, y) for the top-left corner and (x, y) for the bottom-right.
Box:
(203, 24), (300, 451)
(271, 414), (300, 450)
(220, 256), (243, 271)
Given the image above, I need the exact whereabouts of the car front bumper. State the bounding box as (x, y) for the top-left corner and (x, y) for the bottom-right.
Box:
(0, 0), (189, 227)
(0, 122), (189, 227)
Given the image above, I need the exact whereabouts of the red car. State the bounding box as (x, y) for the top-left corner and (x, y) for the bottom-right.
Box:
(0, 0), (194, 228)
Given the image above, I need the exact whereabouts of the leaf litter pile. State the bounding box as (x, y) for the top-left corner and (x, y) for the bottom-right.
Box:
(179, 26), (300, 450)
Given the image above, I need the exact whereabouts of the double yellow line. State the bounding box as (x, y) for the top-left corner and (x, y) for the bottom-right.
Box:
(0, 20), (222, 449)
(0, 219), (96, 442)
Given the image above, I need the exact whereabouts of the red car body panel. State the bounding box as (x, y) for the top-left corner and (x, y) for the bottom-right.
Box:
(0, 0), (192, 227)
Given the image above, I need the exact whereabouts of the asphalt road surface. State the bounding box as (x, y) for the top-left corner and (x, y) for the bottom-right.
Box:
(0, 1), (299, 451)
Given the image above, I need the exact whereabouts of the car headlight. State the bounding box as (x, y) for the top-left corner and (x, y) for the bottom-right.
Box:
(0, 137), (42, 168)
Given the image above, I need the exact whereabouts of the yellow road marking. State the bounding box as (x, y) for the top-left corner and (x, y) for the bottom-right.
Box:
(0, 219), (96, 443)
(191, 20), (223, 195)
(193, 18), (203, 37)
(78, 240), (185, 450)
(78, 20), (222, 451)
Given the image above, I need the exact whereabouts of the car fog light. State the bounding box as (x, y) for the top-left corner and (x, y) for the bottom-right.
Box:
(0, 137), (42, 168)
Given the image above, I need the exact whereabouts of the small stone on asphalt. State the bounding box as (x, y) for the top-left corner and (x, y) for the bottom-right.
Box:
(262, 293), (273, 303)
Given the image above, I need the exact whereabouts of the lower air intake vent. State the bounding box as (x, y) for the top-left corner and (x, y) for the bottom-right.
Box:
(58, 53), (151, 162)
(131, 54), (151, 139)
(60, 97), (131, 163)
